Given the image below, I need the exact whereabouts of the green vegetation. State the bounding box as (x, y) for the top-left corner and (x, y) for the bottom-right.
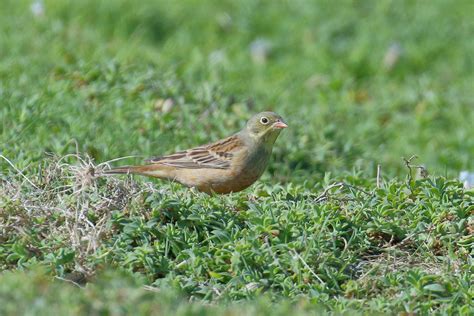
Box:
(1, 0), (473, 315)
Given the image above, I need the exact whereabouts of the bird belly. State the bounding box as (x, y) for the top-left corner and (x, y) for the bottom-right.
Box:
(173, 169), (247, 194)
(172, 163), (261, 194)
(173, 147), (271, 194)
(214, 170), (261, 193)
(215, 149), (270, 193)
(197, 158), (269, 194)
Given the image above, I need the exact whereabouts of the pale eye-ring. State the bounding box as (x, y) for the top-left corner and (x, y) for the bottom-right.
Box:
(260, 117), (269, 125)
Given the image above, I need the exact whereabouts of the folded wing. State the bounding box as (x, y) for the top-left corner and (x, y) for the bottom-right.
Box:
(145, 135), (243, 170)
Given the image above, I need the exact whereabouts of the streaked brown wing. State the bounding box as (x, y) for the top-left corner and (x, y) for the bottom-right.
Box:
(145, 135), (243, 170)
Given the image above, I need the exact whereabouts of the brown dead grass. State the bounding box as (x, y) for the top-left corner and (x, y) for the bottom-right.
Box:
(0, 154), (155, 276)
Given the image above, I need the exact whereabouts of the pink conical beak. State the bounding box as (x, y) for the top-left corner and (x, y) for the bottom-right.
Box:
(273, 120), (288, 129)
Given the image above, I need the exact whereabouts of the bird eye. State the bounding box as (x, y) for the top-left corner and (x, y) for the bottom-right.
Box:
(260, 117), (269, 124)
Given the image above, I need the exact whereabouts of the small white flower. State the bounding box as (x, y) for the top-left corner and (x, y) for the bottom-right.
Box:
(31, 0), (45, 17)
(459, 171), (474, 189)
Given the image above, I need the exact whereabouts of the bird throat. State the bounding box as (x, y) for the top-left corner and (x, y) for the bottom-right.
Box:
(243, 128), (281, 153)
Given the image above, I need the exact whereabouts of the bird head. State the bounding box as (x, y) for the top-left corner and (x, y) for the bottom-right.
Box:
(245, 111), (288, 146)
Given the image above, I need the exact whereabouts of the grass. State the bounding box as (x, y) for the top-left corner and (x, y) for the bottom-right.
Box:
(0, 0), (473, 315)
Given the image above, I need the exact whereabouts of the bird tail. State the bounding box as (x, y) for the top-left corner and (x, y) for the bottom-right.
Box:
(103, 165), (138, 175)
(103, 165), (171, 178)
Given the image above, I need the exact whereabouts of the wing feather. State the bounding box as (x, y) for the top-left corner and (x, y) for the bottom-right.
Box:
(145, 135), (243, 170)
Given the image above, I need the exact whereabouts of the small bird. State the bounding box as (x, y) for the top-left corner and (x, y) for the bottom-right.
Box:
(104, 112), (287, 194)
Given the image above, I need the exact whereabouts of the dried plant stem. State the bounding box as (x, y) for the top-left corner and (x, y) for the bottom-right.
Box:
(0, 154), (39, 189)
